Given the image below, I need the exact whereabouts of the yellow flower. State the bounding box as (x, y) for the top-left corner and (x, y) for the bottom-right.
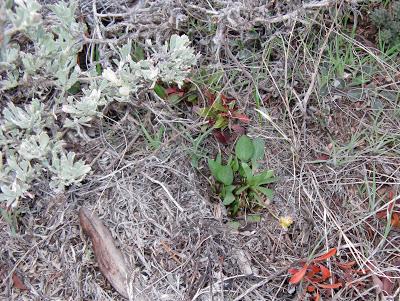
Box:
(279, 216), (293, 229)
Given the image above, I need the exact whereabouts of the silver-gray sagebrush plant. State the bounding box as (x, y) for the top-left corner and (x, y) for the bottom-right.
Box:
(0, 0), (198, 208)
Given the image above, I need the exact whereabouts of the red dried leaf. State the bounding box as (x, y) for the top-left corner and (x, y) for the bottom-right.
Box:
(306, 265), (321, 278)
(166, 87), (185, 97)
(313, 248), (337, 262)
(317, 154), (330, 161)
(376, 211), (400, 227)
(289, 264), (308, 284)
(307, 285), (315, 292)
(376, 211), (386, 219)
(319, 264), (331, 280)
(12, 273), (28, 290)
(213, 130), (231, 144)
(231, 112), (251, 123)
(220, 94), (235, 105)
(382, 275), (395, 295)
(316, 282), (342, 289)
(392, 213), (400, 227)
(205, 90), (216, 105)
(166, 87), (178, 94)
(288, 268), (299, 275)
(231, 124), (245, 134)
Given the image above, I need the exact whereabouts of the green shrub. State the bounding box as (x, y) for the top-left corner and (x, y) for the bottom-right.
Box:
(370, 1), (400, 46)
(0, 0), (198, 207)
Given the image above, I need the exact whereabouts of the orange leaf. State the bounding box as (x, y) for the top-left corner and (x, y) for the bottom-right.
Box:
(316, 282), (342, 289)
(289, 264), (308, 284)
(306, 265), (321, 278)
(314, 290), (320, 301)
(392, 213), (400, 227)
(288, 268), (299, 275)
(307, 285), (316, 292)
(313, 248), (337, 262)
(319, 264), (331, 280)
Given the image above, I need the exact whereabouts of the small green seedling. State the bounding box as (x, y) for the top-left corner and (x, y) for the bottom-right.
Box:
(141, 124), (165, 150)
(208, 135), (277, 215)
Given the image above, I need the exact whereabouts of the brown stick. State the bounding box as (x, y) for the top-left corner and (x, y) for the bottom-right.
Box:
(79, 207), (130, 299)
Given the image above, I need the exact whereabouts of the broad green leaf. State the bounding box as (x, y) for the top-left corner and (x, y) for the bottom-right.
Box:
(67, 81), (81, 94)
(210, 100), (225, 112)
(250, 170), (276, 186)
(231, 200), (240, 216)
(213, 115), (227, 129)
(216, 165), (233, 185)
(254, 186), (274, 199)
(251, 137), (265, 171)
(235, 135), (254, 162)
(187, 94), (197, 103)
(215, 153), (222, 164)
(252, 137), (265, 160)
(241, 162), (253, 182)
(235, 184), (249, 195)
(167, 93), (181, 104)
(231, 156), (239, 172)
(154, 84), (167, 99)
(208, 158), (222, 180)
(197, 107), (213, 118)
(223, 191), (235, 205)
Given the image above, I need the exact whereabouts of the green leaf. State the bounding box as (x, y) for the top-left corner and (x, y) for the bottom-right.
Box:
(197, 106), (219, 119)
(223, 191), (236, 205)
(241, 162), (253, 182)
(231, 156), (239, 172)
(252, 138), (265, 160)
(208, 158), (222, 180)
(133, 44), (145, 62)
(235, 184), (249, 195)
(154, 84), (167, 99)
(191, 155), (199, 168)
(215, 153), (222, 164)
(93, 47), (102, 75)
(67, 81), (81, 94)
(187, 94), (197, 103)
(214, 115), (227, 129)
(216, 165), (233, 185)
(235, 135), (254, 162)
(253, 186), (274, 199)
(167, 93), (181, 104)
(251, 137), (265, 171)
(250, 170), (276, 186)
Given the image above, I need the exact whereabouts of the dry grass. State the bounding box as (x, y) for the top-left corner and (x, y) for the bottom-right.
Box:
(1, 0), (400, 300)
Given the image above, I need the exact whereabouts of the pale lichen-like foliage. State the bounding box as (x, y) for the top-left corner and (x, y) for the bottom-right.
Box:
(0, 0), (197, 207)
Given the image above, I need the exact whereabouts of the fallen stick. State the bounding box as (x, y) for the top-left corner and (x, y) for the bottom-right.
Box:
(79, 207), (130, 299)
